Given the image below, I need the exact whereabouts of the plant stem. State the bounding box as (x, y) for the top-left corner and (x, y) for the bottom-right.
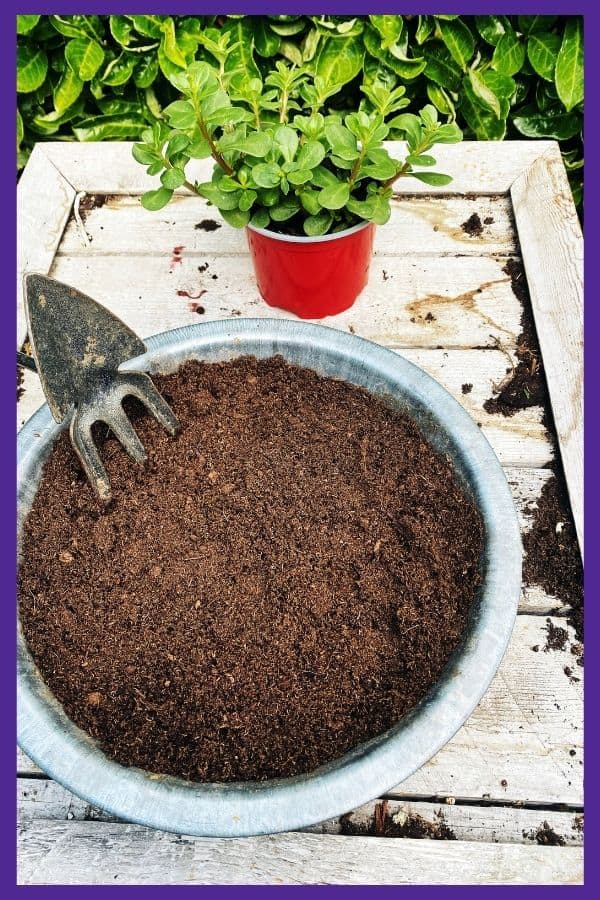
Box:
(279, 89), (289, 124)
(194, 107), (234, 175)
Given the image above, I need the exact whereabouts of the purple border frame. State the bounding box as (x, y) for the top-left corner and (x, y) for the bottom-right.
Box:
(5, 3), (593, 892)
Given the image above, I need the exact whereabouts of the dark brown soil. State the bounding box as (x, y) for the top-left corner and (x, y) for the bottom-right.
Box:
(544, 619), (569, 652)
(17, 366), (24, 402)
(460, 213), (483, 237)
(528, 821), (566, 846)
(19, 357), (484, 783)
(524, 478), (583, 642)
(483, 261), (547, 417)
(195, 219), (221, 232)
(461, 383), (473, 395)
(340, 800), (456, 839)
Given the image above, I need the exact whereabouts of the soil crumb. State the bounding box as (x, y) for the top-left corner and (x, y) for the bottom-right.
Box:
(195, 219), (221, 232)
(341, 801), (456, 839)
(461, 383), (473, 395)
(17, 366), (24, 402)
(529, 821), (566, 846)
(544, 619), (569, 652)
(19, 357), (484, 783)
(460, 213), (483, 236)
(483, 216), (494, 225)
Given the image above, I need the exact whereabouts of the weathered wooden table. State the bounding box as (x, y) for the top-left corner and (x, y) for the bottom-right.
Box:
(17, 140), (583, 885)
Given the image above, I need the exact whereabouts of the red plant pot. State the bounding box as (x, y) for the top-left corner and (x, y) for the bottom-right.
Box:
(246, 221), (375, 319)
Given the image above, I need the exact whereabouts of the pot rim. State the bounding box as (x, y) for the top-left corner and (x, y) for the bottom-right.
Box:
(17, 318), (522, 838)
(246, 219), (372, 244)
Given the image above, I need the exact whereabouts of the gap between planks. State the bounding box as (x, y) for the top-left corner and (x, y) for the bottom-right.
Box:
(16, 780), (582, 846)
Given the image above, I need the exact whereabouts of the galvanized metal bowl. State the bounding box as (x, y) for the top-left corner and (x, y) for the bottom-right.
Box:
(18, 319), (522, 838)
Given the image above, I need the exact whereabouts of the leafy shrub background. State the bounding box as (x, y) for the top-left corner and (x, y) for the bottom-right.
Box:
(17, 13), (583, 206)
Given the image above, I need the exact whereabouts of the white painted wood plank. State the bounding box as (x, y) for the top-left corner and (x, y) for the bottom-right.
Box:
(39, 140), (555, 195)
(48, 253), (523, 352)
(58, 194), (517, 258)
(16, 145), (75, 348)
(17, 617), (583, 804)
(17, 779), (583, 846)
(17, 821), (583, 884)
(511, 145), (583, 557)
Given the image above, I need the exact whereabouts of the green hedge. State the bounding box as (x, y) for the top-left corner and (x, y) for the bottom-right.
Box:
(17, 14), (583, 206)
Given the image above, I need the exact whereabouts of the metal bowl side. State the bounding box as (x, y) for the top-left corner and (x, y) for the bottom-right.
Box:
(18, 319), (522, 837)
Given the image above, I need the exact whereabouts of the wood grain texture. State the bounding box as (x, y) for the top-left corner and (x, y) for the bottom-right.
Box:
(17, 779), (583, 846)
(58, 194), (517, 258)
(17, 616), (583, 804)
(48, 253), (524, 351)
(511, 145), (583, 556)
(17, 821), (582, 884)
(38, 140), (555, 195)
(16, 145), (75, 347)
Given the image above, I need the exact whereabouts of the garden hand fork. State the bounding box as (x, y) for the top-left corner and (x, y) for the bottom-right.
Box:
(23, 274), (179, 501)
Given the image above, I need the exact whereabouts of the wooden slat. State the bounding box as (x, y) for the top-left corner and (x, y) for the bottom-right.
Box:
(48, 253), (523, 351)
(17, 779), (582, 846)
(17, 616), (583, 805)
(58, 193), (517, 258)
(39, 140), (555, 195)
(17, 821), (582, 885)
(511, 145), (583, 557)
(16, 145), (75, 347)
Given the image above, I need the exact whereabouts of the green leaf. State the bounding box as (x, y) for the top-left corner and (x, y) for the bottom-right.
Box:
(369, 15), (403, 49)
(432, 122), (463, 143)
(17, 109), (24, 150)
(279, 41), (303, 67)
(416, 15), (434, 45)
(134, 55), (159, 89)
(128, 15), (164, 39)
(460, 86), (507, 140)
(347, 193), (391, 226)
(221, 19), (261, 81)
(296, 140), (325, 170)
(220, 207), (251, 228)
(299, 188), (321, 215)
(303, 210), (333, 236)
(426, 83), (454, 117)
(528, 33), (561, 81)
(254, 19), (280, 57)
(492, 30), (526, 76)
(17, 15), (40, 35)
(73, 115), (146, 141)
(197, 182), (242, 210)
(437, 18), (475, 71)
(315, 36), (364, 88)
(269, 19), (305, 37)
(160, 17), (187, 68)
(161, 168), (186, 189)
(287, 168), (313, 186)
(164, 100), (196, 129)
(474, 15), (509, 46)
(54, 67), (83, 114)
(555, 18), (584, 112)
(238, 190), (257, 212)
(407, 154), (436, 167)
(65, 38), (104, 81)
(132, 143), (159, 165)
(311, 165), (339, 189)
(109, 15), (133, 47)
(17, 46), (48, 93)
(518, 16), (557, 35)
(324, 123), (359, 162)
(102, 54), (137, 88)
(252, 163), (282, 189)
(141, 187), (173, 211)
(250, 208), (270, 228)
(467, 69), (501, 118)
(229, 132), (273, 158)
(422, 43), (462, 92)
(513, 107), (581, 140)
(270, 198), (301, 221)
(387, 113), (421, 150)
(361, 148), (398, 180)
(273, 125), (298, 164)
(318, 181), (350, 210)
(410, 172), (453, 186)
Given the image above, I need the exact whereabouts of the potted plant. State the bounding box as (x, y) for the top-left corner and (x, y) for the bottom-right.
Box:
(132, 33), (462, 318)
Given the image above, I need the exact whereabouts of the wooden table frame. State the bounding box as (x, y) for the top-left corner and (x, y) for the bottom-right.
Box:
(17, 141), (583, 885)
